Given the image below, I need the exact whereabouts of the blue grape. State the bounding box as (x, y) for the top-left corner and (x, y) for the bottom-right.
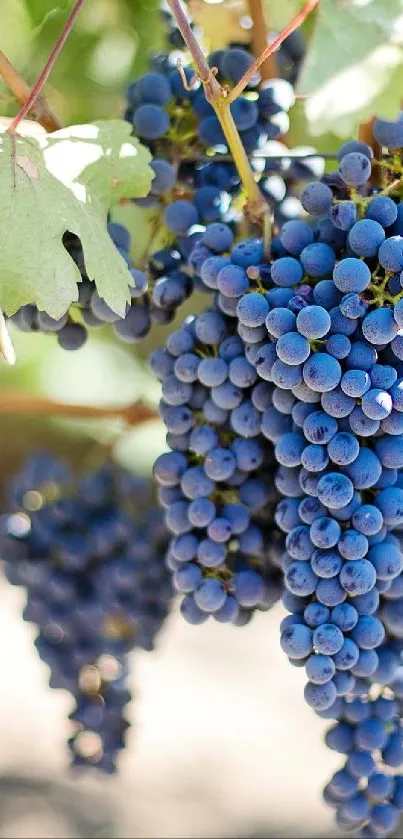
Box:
(339, 152), (371, 186)
(373, 113), (403, 148)
(303, 354), (342, 392)
(333, 258), (371, 294)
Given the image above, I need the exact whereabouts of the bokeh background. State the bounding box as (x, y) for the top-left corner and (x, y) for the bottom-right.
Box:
(0, 1), (382, 836)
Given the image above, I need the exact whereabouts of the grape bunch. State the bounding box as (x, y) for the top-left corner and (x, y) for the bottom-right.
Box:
(179, 114), (403, 836)
(323, 688), (403, 837)
(151, 297), (283, 625)
(0, 454), (171, 772)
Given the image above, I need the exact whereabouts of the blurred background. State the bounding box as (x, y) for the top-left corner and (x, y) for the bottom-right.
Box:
(0, 0), (368, 836)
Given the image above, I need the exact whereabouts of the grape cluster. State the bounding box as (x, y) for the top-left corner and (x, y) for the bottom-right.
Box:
(125, 50), (295, 154)
(183, 116), (403, 836)
(323, 689), (403, 838)
(0, 454), (171, 771)
(151, 298), (283, 625)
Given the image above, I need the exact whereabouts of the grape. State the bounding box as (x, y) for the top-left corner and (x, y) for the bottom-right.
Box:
(327, 432), (359, 466)
(339, 152), (372, 186)
(361, 388), (392, 420)
(321, 388), (355, 418)
(306, 654), (336, 684)
(266, 307), (296, 337)
(150, 158), (176, 194)
(301, 182), (333, 215)
(333, 258), (371, 294)
(203, 222), (234, 252)
(373, 112), (403, 148)
(300, 243), (336, 277)
(338, 529), (369, 560)
(378, 236), (403, 272)
(57, 323), (87, 351)
(303, 354), (342, 392)
(194, 579), (227, 612)
(137, 71), (172, 105)
(310, 517), (341, 549)
(348, 219), (385, 258)
(316, 473), (354, 509)
(280, 220), (314, 255)
(313, 623), (344, 655)
(197, 357), (228, 387)
(133, 103), (170, 139)
(311, 549), (342, 578)
(341, 369), (371, 397)
(270, 257), (303, 287)
(231, 239), (264, 268)
(276, 331), (310, 364)
(351, 615), (385, 649)
(164, 200), (199, 235)
(339, 559), (376, 595)
(280, 623), (313, 658)
(217, 264), (249, 297)
(237, 293), (270, 326)
(366, 195), (398, 227)
(234, 570), (265, 606)
(304, 680), (337, 711)
(296, 306), (331, 339)
(330, 201), (357, 231)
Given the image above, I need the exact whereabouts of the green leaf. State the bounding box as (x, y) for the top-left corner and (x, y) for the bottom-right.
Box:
(42, 120), (153, 209)
(0, 132), (137, 319)
(263, 0), (304, 32)
(23, 0), (68, 26)
(299, 0), (403, 137)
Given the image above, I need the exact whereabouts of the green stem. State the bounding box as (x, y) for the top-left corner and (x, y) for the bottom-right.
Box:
(217, 104), (266, 218)
(166, 0), (267, 220)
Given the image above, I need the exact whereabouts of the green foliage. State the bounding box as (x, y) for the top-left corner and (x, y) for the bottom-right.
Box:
(43, 120), (153, 209)
(23, 0), (68, 27)
(263, 0), (303, 31)
(0, 0), (165, 126)
(0, 123), (152, 319)
(299, 0), (403, 136)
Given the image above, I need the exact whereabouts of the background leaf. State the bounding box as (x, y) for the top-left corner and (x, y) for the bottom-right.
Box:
(23, 0), (68, 26)
(263, 0), (304, 32)
(0, 133), (136, 318)
(299, 0), (403, 136)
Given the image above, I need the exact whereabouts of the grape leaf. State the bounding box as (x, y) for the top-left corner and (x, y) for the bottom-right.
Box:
(299, 0), (403, 137)
(0, 130), (145, 319)
(41, 120), (153, 209)
(262, 0), (303, 31)
(41, 119), (154, 209)
(23, 0), (68, 25)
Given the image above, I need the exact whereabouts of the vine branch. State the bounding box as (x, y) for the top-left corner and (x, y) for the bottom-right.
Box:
(167, 0), (267, 220)
(0, 394), (157, 425)
(228, 0), (320, 104)
(0, 50), (61, 133)
(248, 0), (277, 81)
(9, 0), (87, 133)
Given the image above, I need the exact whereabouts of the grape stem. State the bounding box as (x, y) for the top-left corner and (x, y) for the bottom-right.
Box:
(248, 0), (277, 81)
(0, 393), (157, 424)
(227, 0), (320, 104)
(8, 0), (86, 134)
(166, 0), (267, 220)
(0, 50), (61, 133)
